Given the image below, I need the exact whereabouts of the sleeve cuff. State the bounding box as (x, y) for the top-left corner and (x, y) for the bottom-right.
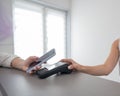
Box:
(0, 53), (19, 67)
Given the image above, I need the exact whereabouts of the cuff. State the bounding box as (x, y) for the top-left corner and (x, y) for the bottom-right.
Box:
(0, 53), (18, 67)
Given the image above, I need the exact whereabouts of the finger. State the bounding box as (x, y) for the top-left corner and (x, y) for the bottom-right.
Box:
(36, 66), (41, 70)
(28, 71), (33, 75)
(60, 59), (66, 62)
(68, 65), (74, 69)
(60, 59), (67, 62)
(30, 69), (37, 74)
(33, 66), (38, 71)
(61, 59), (73, 64)
(31, 66), (41, 72)
(27, 56), (39, 63)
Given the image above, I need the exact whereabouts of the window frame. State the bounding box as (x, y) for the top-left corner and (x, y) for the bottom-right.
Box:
(13, 0), (71, 58)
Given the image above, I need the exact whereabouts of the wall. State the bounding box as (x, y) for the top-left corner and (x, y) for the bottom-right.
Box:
(71, 0), (120, 82)
(0, 0), (14, 54)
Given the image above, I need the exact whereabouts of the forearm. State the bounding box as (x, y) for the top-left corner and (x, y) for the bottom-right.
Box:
(78, 39), (119, 76)
(78, 64), (111, 76)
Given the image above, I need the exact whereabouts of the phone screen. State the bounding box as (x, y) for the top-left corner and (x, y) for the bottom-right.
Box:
(26, 49), (56, 73)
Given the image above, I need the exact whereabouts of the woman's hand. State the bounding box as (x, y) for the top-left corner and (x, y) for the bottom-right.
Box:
(60, 59), (82, 71)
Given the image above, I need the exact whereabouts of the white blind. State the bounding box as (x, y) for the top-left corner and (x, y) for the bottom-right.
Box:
(14, 4), (43, 59)
(14, 1), (67, 63)
(46, 8), (66, 63)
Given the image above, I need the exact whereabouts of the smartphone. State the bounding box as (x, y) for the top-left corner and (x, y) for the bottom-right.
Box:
(26, 48), (56, 73)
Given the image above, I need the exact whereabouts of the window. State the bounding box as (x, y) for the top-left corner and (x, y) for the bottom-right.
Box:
(14, 1), (68, 63)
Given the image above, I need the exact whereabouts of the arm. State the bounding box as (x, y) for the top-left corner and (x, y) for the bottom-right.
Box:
(0, 53), (18, 67)
(11, 56), (39, 72)
(61, 39), (119, 76)
(0, 53), (39, 72)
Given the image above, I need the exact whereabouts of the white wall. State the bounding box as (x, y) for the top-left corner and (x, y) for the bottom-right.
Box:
(71, 0), (120, 82)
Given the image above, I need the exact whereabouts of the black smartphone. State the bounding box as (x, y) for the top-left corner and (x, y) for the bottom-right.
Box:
(26, 49), (56, 73)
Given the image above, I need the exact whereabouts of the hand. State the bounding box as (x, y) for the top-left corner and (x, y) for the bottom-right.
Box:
(60, 59), (81, 71)
(22, 56), (41, 73)
(11, 56), (41, 74)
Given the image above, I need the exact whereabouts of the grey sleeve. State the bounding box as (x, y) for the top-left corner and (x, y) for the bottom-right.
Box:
(0, 53), (18, 67)
(119, 38), (120, 50)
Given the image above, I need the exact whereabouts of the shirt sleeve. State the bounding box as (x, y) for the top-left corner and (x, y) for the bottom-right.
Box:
(0, 53), (18, 67)
(119, 38), (120, 50)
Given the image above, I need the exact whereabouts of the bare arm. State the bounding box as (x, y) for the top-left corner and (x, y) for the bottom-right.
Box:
(61, 39), (119, 76)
